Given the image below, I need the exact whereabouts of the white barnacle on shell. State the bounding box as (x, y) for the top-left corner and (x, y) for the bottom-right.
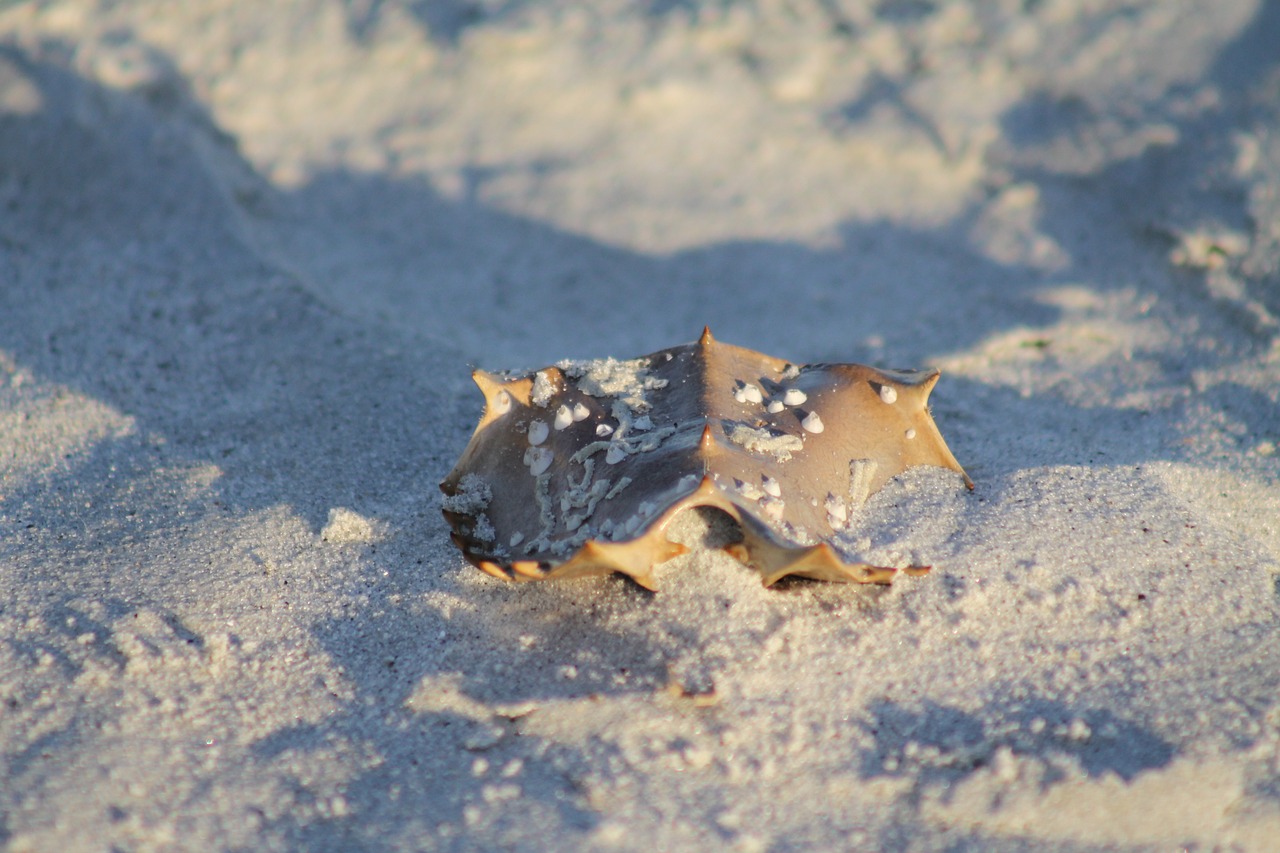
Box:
(734, 383), (764, 404)
(524, 446), (554, 476)
(762, 474), (782, 498)
(527, 420), (550, 446)
(824, 493), (848, 529)
(605, 442), (628, 465)
(760, 496), (785, 521)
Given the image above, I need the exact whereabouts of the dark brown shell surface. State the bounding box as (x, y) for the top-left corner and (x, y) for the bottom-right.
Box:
(440, 330), (971, 589)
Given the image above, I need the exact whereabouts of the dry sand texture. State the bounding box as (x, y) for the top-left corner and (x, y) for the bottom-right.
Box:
(2, 0), (1280, 850)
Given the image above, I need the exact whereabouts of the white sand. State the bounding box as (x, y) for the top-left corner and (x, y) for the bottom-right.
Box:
(2, 1), (1279, 849)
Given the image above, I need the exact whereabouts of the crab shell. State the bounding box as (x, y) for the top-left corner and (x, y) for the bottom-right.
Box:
(440, 329), (971, 589)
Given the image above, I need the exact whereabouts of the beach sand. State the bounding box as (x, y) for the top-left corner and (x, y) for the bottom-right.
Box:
(2, 1), (1279, 849)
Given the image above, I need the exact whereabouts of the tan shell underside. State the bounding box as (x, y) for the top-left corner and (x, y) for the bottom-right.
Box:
(440, 330), (971, 590)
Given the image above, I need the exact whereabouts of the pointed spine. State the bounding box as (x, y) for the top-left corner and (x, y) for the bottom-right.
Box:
(510, 561), (547, 580)
(699, 423), (716, 453)
(472, 368), (505, 398)
(476, 560), (512, 581)
(470, 369), (536, 428)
